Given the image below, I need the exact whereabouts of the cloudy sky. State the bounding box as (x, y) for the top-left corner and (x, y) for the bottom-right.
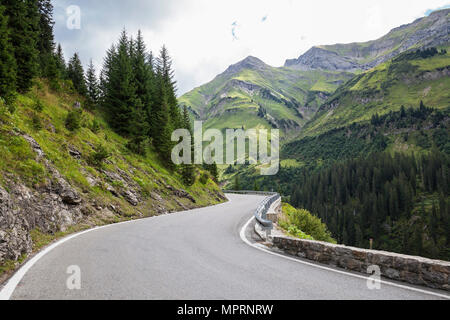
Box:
(53, 0), (450, 95)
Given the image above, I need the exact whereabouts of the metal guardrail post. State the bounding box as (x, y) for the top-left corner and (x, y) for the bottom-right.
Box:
(224, 190), (281, 231)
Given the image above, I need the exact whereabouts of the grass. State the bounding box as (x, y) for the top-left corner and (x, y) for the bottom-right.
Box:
(179, 59), (354, 138)
(301, 49), (450, 138)
(280, 159), (304, 168)
(0, 254), (27, 278)
(0, 79), (226, 277)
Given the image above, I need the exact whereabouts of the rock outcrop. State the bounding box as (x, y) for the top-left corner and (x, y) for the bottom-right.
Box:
(285, 47), (362, 72)
(0, 180), (84, 263)
(0, 131), (221, 267)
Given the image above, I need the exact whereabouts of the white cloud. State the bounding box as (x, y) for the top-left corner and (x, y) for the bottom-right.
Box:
(53, 0), (450, 95)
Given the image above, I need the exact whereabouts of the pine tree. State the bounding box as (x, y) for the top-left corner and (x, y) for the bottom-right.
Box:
(234, 175), (241, 191)
(55, 44), (66, 79)
(3, 0), (40, 92)
(131, 30), (153, 121)
(0, 4), (17, 104)
(157, 46), (182, 129)
(151, 66), (170, 151)
(127, 101), (149, 155)
(99, 44), (116, 102)
(36, 0), (55, 78)
(67, 52), (87, 95)
(103, 30), (136, 135)
(85, 59), (99, 106)
(209, 162), (218, 182)
(180, 105), (195, 185)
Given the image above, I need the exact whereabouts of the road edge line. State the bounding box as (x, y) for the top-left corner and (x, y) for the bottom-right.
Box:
(0, 197), (233, 300)
(239, 215), (450, 300)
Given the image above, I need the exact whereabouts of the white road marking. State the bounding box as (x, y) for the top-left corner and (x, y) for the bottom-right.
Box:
(0, 199), (234, 301)
(239, 215), (450, 300)
(0, 221), (130, 300)
(4, 194), (445, 301)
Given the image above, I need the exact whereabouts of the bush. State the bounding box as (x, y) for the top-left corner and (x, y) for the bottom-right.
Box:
(33, 99), (44, 112)
(199, 172), (209, 185)
(49, 78), (61, 92)
(279, 204), (336, 243)
(0, 95), (16, 114)
(65, 109), (83, 131)
(88, 144), (110, 166)
(286, 225), (314, 240)
(0, 98), (8, 123)
(90, 119), (101, 134)
(31, 113), (42, 131)
(126, 139), (147, 155)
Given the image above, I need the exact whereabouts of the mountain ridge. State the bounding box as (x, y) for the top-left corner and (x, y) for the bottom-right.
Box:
(179, 55), (354, 136)
(285, 8), (449, 72)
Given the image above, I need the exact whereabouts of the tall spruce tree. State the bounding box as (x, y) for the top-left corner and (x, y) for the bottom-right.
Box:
(151, 67), (172, 158)
(0, 4), (17, 104)
(104, 30), (136, 135)
(127, 102), (149, 155)
(99, 44), (116, 103)
(181, 105), (195, 185)
(55, 44), (66, 79)
(36, 0), (56, 78)
(3, 0), (40, 93)
(131, 30), (153, 127)
(157, 46), (182, 129)
(67, 52), (87, 95)
(85, 59), (99, 105)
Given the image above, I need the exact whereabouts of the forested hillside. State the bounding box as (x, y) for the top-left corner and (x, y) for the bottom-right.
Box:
(222, 48), (449, 261)
(229, 103), (449, 192)
(0, 0), (224, 277)
(301, 47), (450, 137)
(290, 151), (450, 260)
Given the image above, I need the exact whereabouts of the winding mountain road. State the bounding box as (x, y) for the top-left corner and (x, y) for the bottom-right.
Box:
(1, 194), (448, 300)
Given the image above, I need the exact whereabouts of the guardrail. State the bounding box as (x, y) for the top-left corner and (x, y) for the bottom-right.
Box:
(224, 190), (281, 230)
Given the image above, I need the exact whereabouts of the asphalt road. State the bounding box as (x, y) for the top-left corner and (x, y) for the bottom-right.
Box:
(5, 194), (449, 300)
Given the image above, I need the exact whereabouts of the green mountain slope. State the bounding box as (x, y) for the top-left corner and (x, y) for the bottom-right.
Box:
(223, 47), (450, 193)
(285, 9), (449, 72)
(301, 46), (450, 137)
(0, 80), (224, 277)
(179, 56), (353, 137)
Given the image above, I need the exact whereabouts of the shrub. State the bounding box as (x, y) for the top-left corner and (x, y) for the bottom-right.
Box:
(65, 109), (83, 131)
(31, 113), (42, 131)
(1, 96), (16, 114)
(49, 78), (61, 92)
(126, 139), (147, 155)
(1, 93), (16, 111)
(199, 172), (209, 185)
(279, 204), (336, 243)
(88, 144), (110, 166)
(33, 99), (44, 112)
(0, 98), (8, 123)
(90, 119), (101, 134)
(286, 225), (314, 240)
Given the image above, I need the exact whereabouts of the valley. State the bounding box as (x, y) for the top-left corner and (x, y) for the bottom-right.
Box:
(179, 8), (450, 260)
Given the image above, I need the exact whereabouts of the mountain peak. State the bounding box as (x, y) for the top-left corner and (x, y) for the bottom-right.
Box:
(224, 56), (268, 75)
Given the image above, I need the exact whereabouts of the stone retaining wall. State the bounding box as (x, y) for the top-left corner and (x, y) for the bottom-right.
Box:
(272, 236), (450, 291)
